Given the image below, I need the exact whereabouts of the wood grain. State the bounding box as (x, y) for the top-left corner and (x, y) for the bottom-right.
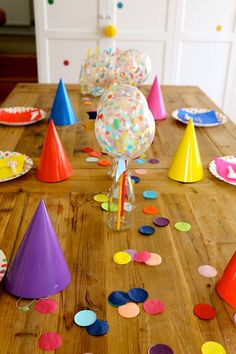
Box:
(0, 84), (236, 354)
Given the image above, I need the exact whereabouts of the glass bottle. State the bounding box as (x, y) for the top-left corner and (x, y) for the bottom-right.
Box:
(79, 60), (90, 95)
(107, 168), (135, 231)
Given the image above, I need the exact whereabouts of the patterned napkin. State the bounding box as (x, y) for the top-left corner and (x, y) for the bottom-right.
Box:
(215, 158), (236, 182)
(177, 110), (218, 124)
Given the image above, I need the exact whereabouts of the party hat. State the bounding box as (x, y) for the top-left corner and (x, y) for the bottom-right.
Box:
(4, 200), (71, 299)
(50, 79), (77, 126)
(147, 75), (167, 120)
(216, 252), (236, 309)
(36, 120), (73, 182)
(168, 118), (203, 182)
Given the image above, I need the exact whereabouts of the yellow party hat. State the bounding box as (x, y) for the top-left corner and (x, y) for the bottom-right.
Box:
(168, 119), (203, 182)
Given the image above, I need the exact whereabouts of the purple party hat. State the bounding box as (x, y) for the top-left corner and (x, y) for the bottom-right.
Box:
(4, 200), (71, 299)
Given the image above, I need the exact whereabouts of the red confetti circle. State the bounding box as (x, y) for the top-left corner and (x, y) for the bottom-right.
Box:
(193, 303), (216, 320)
(38, 332), (62, 351)
(35, 299), (57, 314)
(81, 147), (93, 153)
(63, 60), (69, 66)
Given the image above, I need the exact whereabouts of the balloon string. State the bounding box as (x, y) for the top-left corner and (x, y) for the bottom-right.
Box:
(117, 172), (123, 230)
(121, 169), (126, 217)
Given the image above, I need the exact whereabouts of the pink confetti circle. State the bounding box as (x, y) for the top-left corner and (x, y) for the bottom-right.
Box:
(143, 299), (165, 315)
(35, 299), (57, 314)
(133, 251), (151, 263)
(38, 332), (62, 351)
(134, 168), (148, 175)
(144, 253), (162, 266)
(198, 265), (217, 278)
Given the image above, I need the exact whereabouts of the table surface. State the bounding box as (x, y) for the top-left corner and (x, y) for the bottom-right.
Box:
(0, 84), (236, 354)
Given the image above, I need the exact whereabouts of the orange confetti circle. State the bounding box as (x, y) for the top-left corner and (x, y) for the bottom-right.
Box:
(143, 206), (158, 215)
(118, 302), (140, 318)
(98, 160), (111, 167)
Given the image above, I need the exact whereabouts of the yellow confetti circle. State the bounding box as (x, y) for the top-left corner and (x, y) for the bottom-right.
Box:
(113, 251), (131, 265)
(93, 194), (108, 203)
(201, 341), (226, 354)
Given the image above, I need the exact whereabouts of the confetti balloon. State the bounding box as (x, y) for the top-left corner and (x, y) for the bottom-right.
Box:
(95, 91), (155, 159)
(116, 49), (152, 86)
(98, 84), (148, 110)
(84, 53), (116, 88)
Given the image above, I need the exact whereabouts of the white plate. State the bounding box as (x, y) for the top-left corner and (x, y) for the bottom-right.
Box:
(0, 249), (7, 282)
(172, 108), (227, 127)
(0, 107), (46, 126)
(209, 156), (236, 186)
(0, 151), (33, 182)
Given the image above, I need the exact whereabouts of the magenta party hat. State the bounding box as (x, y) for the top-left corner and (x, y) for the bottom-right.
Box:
(147, 75), (167, 121)
(50, 79), (77, 126)
(4, 200), (71, 299)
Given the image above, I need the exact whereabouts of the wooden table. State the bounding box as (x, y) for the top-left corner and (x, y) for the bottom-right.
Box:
(0, 84), (236, 354)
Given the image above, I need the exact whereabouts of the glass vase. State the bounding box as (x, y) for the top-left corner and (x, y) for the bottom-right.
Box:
(107, 168), (135, 231)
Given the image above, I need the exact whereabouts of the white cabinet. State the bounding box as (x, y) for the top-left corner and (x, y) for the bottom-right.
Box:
(34, 0), (236, 122)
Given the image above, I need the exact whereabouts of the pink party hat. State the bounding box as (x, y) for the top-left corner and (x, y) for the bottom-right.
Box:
(147, 75), (167, 120)
(4, 200), (71, 299)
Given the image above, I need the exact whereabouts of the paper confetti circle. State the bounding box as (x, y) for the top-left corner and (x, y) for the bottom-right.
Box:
(118, 302), (140, 318)
(174, 221), (191, 232)
(143, 299), (165, 315)
(38, 332), (62, 351)
(143, 206), (158, 215)
(128, 288), (148, 303)
(101, 202), (118, 212)
(198, 265), (218, 278)
(193, 303), (216, 320)
(148, 343), (174, 354)
(135, 168), (148, 175)
(108, 291), (130, 306)
(74, 310), (97, 327)
(201, 341), (226, 354)
(133, 251), (151, 263)
(131, 175), (140, 184)
(94, 194), (108, 203)
(153, 217), (169, 227)
(85, 319), (109, 336)
(124, 249), (137, 260)
(86, 157), (98, 163)
(35, 299), (57, 314)
(144, 253), (162, 266)
(113, 251), (131, 265)
(143, 191), (158, 199)
(138, 225), (155, 236)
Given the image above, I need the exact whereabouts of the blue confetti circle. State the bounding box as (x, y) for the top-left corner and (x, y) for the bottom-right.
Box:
(74, 309), (97, 327)
(108, 291), (130, 306)
(86, 319), (109, 336)
(128, 288), (148, 303)
(131, 175), (140, 184)
(138, 225), (155, 235)
(143, 190), (158, 199)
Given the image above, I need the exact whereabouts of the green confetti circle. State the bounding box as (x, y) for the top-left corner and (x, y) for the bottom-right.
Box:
(175, 221), (191, 232)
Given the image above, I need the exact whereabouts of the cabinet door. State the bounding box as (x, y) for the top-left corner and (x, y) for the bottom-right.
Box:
(172, 0), (236, 111)
(115, 0), (176, 83)
(34, 0), (105, 83)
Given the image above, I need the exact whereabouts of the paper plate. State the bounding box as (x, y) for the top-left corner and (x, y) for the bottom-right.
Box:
(0, 107), (46, 126)
(172, 108), (227, 127)
(0, 250), (7, 282)
(0, 151), (33, 182)
(209, 156), (236, 186)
